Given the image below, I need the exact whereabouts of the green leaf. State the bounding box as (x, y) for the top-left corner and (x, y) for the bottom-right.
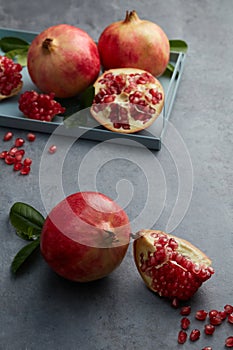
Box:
(166, 62), (175, 73)
(11, 239), (40, 274)
(5, 48), (28, 66)
(9, 202), (45, 241)
(169, 39), (188, 53)
(0, 36), (30, 52)
(79, 85), (95, 109)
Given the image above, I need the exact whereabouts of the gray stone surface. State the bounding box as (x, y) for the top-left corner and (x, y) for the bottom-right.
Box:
(0, 0), (233, 349)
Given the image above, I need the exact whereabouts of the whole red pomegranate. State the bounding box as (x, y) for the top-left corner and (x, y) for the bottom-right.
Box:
(98, 11), (170, 77)
(133, 230), (214, 301)
(91, 67), (164, 133)
(40, 192), (131, 282)
(27, 24), (101, 98)
(0, 55), (23, 100)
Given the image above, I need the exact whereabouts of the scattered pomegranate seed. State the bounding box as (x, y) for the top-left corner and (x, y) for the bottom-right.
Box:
(48, 145), (57, 154)
(225, 305), (233, 314)
(209, 314), (222, 326)
(228, 313), (233, 324)
(5, 154), (15, 165)
(3, 131), (13, 141)
(189, 328), (201, 341)
(23, 158), (32, 166)
(225, 336), (233, 348)
(14, 162), (23, 171)
(195, 309), (208, 321)
(9, 147), (18, 156)
(26, 133), (36, 142)
(20, 166), (31, 175)
(177, 330), (187, 344)
(209, 309), (219, 318)
(204, 324), (215, 335)
(180, 306), (191, 316)
(0, 150), (8, 159)
(202, 347), (212, 350)
(180, 317), (190, 330)
(219, 311), (228, 320)
(14, 137), (25, 147)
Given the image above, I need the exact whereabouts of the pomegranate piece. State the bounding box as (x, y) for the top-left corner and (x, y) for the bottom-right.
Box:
(3, 131), (13, 141)
(27, 24), (100, 98)
(0, 56), (23, 100)
(91, 68), (164, 134)
(195, 309), (208, 321)
(18, 91), (65, 121)
(225, 336), (233, 348)
(133, 230), (214, 301)
(177, 330), (187, 344)
(180, 306), (191, 316)
(189, 328), (201, 341)
(180, 317), (190, 330)
(204, 324), (215, 335)
(98, 10), (170, 77)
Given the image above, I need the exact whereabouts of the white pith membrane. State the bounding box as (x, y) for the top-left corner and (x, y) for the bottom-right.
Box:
(0, 56), (23, 100)
(133, 230), (214, 301)
(90, 68), (164, 133)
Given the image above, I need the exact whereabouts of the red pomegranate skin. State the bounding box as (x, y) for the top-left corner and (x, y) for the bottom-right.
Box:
(40, 192), (131, 282)
(98, 11), (170, 77)
(27, 24), (101, 98)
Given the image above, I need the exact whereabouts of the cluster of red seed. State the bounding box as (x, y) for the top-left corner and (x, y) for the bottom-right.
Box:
(0, 131), (36, 175)
(0, 56), (22, 97)
(177, 304), (233, 348)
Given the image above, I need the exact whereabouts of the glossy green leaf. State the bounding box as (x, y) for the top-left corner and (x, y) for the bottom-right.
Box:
(5, 48), (28, 66)
(79, 85), (95, 109)
(0, 36), (29, 52)
(169, 40), (188, 53)
(9, 202), (44, 241)
(11, 239), (40, 274)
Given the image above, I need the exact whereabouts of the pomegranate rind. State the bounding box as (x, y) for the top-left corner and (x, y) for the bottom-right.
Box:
(90, 68), (165, 134)
(0, 81), (23, 101)
(133, 229), (214, 301)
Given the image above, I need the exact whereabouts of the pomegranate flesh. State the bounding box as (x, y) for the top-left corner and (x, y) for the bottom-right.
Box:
(0, 55), (23, 100)
(98, 10), (170, 77)
(40, 192), (131, 282)
(133, 230), (214, 301)
(91, 68), (164, 133)
(27, 24), (101, 98)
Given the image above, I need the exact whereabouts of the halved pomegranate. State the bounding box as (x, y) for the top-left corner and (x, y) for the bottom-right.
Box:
(133, 230), (214, 301)
(0, 56), (23, 100)
(90, 68), (164, 133)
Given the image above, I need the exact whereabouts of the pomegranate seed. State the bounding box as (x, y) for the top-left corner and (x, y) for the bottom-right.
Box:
(48, 145), (57, 154)
(180, 317), (190, 330)
(23, 158), (32, 166)
(204, 324), (215, 335)
(228, 313), (233, 324)
(225, 336), (233, 348)
(0, 150), (8, 159)
(14, 162), (23, 171)
(202, 347), (212, 350)
(9, 147), (18, 156)
(15, 153), (23, 162)
(209, 309), (219, 318)
(177, 330), (187, 344)
(26, 133), (36, 142)
(180, 306), (191, 316)
(4, 154), (15, 165)
(189, 329), (201, 341)
(20, 166), (30, 175)
(225, 305), (233, 314)
(195, 309), (208, 321)
(3, 131), (13, 141)
(16, 149), (25, 156)
(209, 314), (222, 326)
(219, 311), (227, 320)
(14, 137), (25, 147)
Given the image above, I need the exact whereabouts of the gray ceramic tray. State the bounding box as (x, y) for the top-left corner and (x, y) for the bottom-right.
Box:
(0, 27), (186, 150)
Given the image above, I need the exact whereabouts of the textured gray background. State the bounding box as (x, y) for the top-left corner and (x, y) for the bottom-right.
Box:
(0, 0), (233, 349)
